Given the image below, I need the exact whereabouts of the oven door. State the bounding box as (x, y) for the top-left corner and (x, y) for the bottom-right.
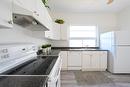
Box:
(47, 56), (62, 87)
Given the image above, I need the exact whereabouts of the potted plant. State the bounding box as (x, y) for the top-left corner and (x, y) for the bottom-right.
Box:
(41, 44), (48, 55)
(55, 19), (65, 24)
(42, 0), (50, 9)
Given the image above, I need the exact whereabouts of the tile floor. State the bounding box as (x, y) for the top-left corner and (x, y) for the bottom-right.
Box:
(61, 71), (130, 87)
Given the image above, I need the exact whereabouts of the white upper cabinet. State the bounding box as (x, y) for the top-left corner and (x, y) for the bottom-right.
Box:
(45, 22), (60, 40)
(13, 0), (36, 15)
(0, 0), (13, 28)
(60, 23), (68, 40)
(36, 0), (52, 30)
(15, 0), (36, 12)
(52, 23), (61, 40)
(45, 27), (53, 39)
(13, 0), (52, 31)
(45, 22), (68, 40)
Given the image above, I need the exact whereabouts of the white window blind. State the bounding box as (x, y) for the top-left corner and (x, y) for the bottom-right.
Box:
(69, 26), (98, 47)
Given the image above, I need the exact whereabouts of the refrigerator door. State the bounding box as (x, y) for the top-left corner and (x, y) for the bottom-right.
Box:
(114, 46), (130, 73)
(115, 30), (130, 45)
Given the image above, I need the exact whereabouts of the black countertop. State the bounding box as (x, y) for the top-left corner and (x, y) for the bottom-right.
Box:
(37, 48), (108, 58)
(61, 49), (108, 51)
(52, 47), (108, 51)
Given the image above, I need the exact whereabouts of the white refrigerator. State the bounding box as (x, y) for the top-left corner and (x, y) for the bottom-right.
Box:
(100, 30), (130, 74)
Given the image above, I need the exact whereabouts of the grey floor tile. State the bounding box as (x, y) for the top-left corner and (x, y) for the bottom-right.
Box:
(61, 70), (130, 87)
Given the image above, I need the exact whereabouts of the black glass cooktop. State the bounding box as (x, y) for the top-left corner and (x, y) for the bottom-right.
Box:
(0, 56), (58, 87)
(2, 56), (58, 75)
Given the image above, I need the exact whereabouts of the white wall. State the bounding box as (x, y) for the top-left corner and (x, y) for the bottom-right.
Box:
(117, 6), (130, 30)
(0, 24), (49, 46)
(50, 12), (118, 47)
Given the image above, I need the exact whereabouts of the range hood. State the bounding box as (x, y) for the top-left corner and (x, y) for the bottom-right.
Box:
(13, 14), (43, 27)
(13, 1), (49, 31)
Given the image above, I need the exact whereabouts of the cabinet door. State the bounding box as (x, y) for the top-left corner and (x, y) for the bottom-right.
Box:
(52, 23), (61, 40)
(14, 0), (52, 31)
(45, 27), (53, 39)
(36, 0), (52, 30)
(36, 0), (45, 23)
(91, 51), (100, 70)
(60, 23), (68, 40)
(60, 51), (68, 70)
(15, 0), (36, 12)
(82, 52), (91, 71)
(0, 0), (12, 28)
(45, 11), (53, 30)
(100, 51), (107, 70)
(46, 22), (68, 40)
(68, 51), (82, 67)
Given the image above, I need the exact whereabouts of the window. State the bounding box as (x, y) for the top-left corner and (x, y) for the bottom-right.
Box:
(69, 26), (98, 47)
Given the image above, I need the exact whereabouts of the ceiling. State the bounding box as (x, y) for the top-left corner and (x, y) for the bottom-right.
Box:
(48, 0), (130, 13)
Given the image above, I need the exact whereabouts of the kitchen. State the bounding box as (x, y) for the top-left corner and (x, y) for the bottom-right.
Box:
(0, 0), (130, 87)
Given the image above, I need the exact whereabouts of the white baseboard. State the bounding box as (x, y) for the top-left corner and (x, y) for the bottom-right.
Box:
(68, 67), (81, 70)
(82, 68), (106, 71)
(61, 68), (68, 70)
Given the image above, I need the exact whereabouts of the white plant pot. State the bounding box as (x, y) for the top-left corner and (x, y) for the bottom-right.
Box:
(42, 48), (47, 55)
(46, 47), (51, 54)
(49, 47), (51, 53)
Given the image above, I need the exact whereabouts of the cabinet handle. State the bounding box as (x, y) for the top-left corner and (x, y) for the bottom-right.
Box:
(8, 20), (13, 24)
(34, 11), (37, 13)
(37, 14), (39, 16)
(34, 11), (39, 16)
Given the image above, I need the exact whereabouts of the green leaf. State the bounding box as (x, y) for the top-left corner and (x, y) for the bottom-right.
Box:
(55, 19), (65, 24)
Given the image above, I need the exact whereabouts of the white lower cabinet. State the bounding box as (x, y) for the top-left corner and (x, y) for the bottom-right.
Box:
(59, 51), (68, 70)
(91, 52), (101, 70)
(68, 51), (82, 70)
(82, 51), (107, 71)
(100, 51), (107, 70)
(60, 50), (107, 71)
(82, 52), (92, 70)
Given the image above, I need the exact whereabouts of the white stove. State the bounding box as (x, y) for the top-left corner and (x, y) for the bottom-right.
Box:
(0, 43), (38, 74)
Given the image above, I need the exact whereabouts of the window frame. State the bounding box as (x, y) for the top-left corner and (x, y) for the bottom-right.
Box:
(69, 25), (99, 47)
